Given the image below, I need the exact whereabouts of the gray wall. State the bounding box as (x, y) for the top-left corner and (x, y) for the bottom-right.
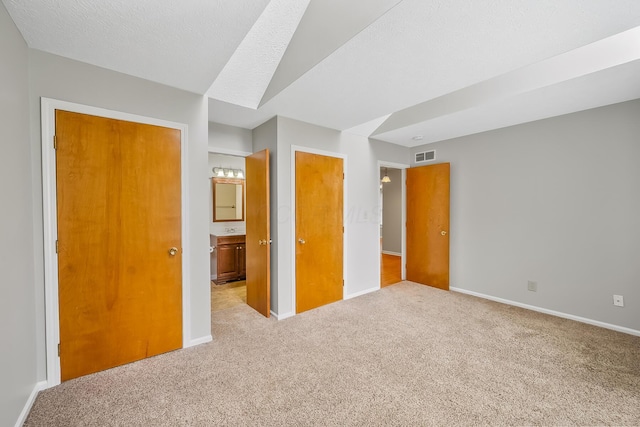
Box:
(0, 4), (38, 425)
(273, 118), (410, 316)
(411, 99), (640, 331)
(381, 168), (402, 254)
(208, 121), (252, 154)
(252, 117), (279, 313)
(28, 50), (212, 377)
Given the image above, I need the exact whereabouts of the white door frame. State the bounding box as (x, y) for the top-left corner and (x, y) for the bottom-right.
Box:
(290, 145), (348, 314)
(41, 98), (191, 388)
(377, 161), (409, 284)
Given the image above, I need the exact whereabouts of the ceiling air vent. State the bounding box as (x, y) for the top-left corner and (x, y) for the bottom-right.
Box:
(415, 150), (435, 163)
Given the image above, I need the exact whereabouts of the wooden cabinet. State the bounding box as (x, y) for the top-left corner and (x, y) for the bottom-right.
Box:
(211, 234), (246, 284)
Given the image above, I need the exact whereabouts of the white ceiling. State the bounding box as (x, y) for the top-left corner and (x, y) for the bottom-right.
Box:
(5, 0), (640, 147)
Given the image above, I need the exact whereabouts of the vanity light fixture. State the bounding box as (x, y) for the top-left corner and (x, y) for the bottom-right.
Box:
(212, 167), (245, 180)
(381, 167), (391, 183)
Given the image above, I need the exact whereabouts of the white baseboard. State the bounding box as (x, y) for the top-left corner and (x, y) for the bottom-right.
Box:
(187, 335), (212, 347)
(381, 250), (401, 256)
(271, 310), (294, 320)
(15, 380), (46, 427)
(450, 287), (640, 337)
(345, 286), (379, 300)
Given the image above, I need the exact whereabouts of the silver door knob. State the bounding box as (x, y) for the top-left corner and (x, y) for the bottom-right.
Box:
(298, 238), (306, 244)
(169, 247), (178, 256)
(441, 231), (447, 236)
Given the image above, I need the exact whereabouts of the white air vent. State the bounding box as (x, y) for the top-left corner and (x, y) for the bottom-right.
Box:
(415, 150), (435, 163)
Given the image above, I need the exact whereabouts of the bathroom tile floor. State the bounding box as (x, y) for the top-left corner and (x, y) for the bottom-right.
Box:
(211, 280), (246, 312)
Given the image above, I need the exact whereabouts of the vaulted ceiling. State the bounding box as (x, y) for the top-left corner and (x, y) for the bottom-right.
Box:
(5, 0), (640, 146)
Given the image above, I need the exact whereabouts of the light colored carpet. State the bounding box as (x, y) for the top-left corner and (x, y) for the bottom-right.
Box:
(25, 282), (640, 426)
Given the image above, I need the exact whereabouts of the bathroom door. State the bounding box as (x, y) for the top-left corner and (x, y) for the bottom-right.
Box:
(245, 149), (271, 317)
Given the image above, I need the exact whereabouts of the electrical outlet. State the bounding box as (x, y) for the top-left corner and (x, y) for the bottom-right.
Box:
(613, 295), (624, 307)
(527, 280), (537, 292)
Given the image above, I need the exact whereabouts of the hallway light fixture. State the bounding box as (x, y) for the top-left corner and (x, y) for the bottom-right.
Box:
(381, 168), (391, 183)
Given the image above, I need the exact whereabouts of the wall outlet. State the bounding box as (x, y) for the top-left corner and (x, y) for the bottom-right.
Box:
(613, 295), (624, 307)
(527, 280), (537, 292)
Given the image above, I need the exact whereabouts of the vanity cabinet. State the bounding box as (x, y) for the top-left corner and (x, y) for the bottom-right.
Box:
(211, 234), (246, 284)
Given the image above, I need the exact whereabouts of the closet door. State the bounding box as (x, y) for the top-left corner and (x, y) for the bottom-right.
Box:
(56, 110), (182, 381)
(295, 151), (344, 313)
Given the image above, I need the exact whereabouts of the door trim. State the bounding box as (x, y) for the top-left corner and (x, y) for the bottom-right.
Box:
(377, 161), (409, 286)
(290, 145), (347, 315)
(41, 97), (191, 388)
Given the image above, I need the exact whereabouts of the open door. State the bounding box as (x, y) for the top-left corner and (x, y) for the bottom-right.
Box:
(245, 149), (270, 317)
(406, 163), (450, 290)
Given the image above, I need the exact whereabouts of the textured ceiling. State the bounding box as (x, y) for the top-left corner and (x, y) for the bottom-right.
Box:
(206, 0), (311, 109)
(3, 0), (270, 94)
(5, 0), (640, 146)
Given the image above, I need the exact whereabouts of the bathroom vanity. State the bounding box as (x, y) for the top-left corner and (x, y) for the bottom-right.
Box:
(210, 234), (246, 284)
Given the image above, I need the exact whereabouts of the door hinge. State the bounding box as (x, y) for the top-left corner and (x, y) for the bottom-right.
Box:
(58, 343), (60, 357)
(56, 240), (59, 253)
(342, 279), (344, 287)
(53, 135), (57, 150)
(343, 173), (345, 179)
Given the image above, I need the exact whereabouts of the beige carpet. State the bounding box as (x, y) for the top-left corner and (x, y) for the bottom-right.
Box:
(25, 282), (640, 426)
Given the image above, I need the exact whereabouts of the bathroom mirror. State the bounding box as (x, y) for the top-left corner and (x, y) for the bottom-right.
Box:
(212, 178), (245, 222)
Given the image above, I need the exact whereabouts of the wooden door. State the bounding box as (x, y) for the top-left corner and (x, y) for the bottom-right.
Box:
(56, 110), (182, 381)
(245, 149), (270, 317)
(406, 163), (450, 290)
(295, 151), (343, 313)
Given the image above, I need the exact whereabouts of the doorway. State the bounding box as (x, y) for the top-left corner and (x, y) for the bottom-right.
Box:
(378, 163), (408, 287)
(41, 98), (190, 387)
(380, 166), (402, 287)
(209, 152), (248, 311)
(209, 150), (271, 317)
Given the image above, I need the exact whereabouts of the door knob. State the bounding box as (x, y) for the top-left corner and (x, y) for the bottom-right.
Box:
(169, 247), (178, 256)
(298, 238), (306, 244)
(441, 231), (447, 236)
